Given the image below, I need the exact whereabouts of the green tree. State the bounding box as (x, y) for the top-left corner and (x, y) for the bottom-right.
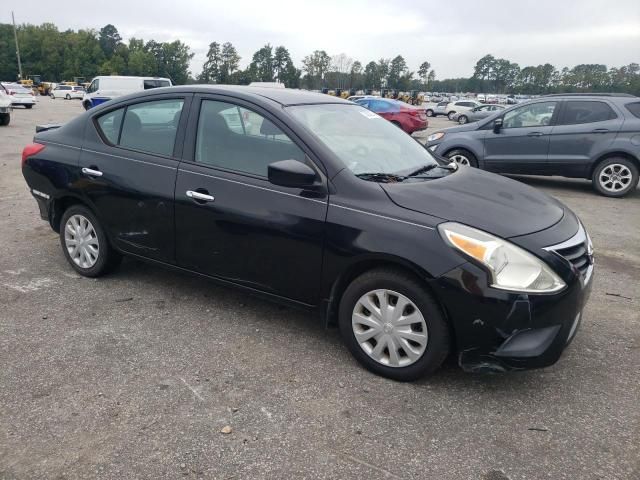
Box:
(302, 50), (331, 89)
(418, 61), (431, 88)
(250, 44), (275, 82)
(387, 55), (408, 88)
(220, 42), (240, 83)
(98, 24), (122, 58)
(199, 42), (221, 83)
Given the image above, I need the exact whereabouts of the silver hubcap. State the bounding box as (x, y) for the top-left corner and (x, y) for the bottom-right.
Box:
(352, 289), (428, 368)
(599, 164), (632, 192)
(64, 214), (99, 268)
(449, 154), (471, 166)
(459, 117), (467, 124)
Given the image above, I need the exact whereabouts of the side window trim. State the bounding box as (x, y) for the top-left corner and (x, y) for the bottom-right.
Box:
(182, 94), (327, 180)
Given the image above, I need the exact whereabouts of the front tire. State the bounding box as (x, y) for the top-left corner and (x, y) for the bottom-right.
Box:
(458, 115), (468, 124)
(65, 94), (71, 100)
(59, 205), (121, 277)
(592, 157), (639, 197)
(338, 268), (450, 381)
(0, 113), (9, 126)
(425, 109), (434, 117)
(448, 111), (456, 120)
(446, 148), (478, 167)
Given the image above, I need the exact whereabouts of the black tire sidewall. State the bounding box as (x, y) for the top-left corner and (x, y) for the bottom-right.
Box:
(338, 270), (450, 381)
(459, 115), (467, 124)
(59, 205), (113, 277)
(426, 109), (434, 117)
(592, 158), (639, 198)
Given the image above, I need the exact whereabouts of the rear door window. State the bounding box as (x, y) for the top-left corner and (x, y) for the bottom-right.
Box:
(119, 99), (184, 156)
(503, 102), (557, 128)
(625, 102), (640, 118)
(559, 101), (617, 125)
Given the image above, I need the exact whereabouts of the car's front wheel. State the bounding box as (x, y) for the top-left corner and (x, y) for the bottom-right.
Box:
(338, 268), (450, 381)
(59, 205), (121, 277)
(0, 113), (9, 126)
(446, 148), (478, 167)
(425, 109), (434, 117)
(448, 111), (456, 120)
(458, 115), (468, 124)
(592, 158), (639, 197)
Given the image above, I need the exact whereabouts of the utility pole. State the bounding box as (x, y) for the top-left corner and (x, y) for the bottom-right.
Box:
(12, 11), (23, 80)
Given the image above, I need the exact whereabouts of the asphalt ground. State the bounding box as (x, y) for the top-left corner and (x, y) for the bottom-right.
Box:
(0, 97), (638, 480)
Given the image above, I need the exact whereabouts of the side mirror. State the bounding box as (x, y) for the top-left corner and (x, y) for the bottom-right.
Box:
(268, 159), (317, 188)
(493, 118), (503, 133)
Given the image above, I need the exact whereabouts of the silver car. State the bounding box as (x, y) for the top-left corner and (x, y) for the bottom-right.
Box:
(454, 104), (506, 124)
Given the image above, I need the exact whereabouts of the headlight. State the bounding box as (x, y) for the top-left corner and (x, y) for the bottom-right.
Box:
(438, 222), (565, 293)
(427, 132), (445, 142)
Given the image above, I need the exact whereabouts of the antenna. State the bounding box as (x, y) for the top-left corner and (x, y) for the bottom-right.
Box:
(12, 11), (23, 80)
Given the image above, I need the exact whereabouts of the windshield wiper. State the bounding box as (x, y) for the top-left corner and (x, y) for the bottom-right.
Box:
(355, 172), (407, 183)
(406, 162), (457, 177)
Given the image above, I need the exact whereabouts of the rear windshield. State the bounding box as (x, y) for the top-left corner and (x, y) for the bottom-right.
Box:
(625, 102), (640, 119)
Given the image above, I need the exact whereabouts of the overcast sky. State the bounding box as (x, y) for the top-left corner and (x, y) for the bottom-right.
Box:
(6, 0), (640, 78)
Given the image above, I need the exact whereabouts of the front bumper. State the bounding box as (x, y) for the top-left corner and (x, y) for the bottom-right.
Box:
(430, 224), (594, 372)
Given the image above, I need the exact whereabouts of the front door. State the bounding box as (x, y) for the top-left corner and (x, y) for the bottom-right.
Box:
(483, 101), (558, 174)
(175, 96), (328, 305)
(79, 95), (190, 262)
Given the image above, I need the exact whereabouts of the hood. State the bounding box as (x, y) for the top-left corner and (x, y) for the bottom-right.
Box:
(381, 167), (565, 238)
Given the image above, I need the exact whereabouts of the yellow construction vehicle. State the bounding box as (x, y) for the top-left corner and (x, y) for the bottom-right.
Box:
(408, 90), (425, 106)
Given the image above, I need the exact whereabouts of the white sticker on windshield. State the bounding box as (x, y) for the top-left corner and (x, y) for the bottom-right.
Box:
(360, 111), (380, 119)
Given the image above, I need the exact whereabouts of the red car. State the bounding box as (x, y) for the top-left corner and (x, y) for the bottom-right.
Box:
(354, 97), (428, 134)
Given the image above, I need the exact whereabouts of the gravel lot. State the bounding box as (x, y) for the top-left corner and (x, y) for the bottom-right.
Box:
(1, 97), (638, 480)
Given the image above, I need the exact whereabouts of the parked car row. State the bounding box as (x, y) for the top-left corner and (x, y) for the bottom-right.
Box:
(426, 93), (640, 197)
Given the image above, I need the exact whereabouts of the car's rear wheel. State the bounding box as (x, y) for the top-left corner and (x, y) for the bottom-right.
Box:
(448, 111), (456, 120)
(65, 94), (71, 100)
(446, 148), (478, 167)
(338, 268), (450, 381)
(458, 115), (468, 124)
(592, 157), (639, 197)
(425, 109), (434, 117)
(59, 205), (121, 277)
(0, 114), (9, 126)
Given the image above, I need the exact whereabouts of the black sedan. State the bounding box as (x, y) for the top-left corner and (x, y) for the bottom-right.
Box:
(21, 86), (593, 380)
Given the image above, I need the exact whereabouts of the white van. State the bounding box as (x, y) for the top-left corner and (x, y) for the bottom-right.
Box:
(83, 76), (172, 110)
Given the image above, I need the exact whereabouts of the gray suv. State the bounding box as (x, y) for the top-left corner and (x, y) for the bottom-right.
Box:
(426, 94), (640, 197)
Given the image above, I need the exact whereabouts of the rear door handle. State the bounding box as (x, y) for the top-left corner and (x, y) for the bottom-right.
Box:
(527, 132), (544, 137)
(186, 190), (215, 202)
(592, 128), (609, 133)
(81, 167), (103, 177)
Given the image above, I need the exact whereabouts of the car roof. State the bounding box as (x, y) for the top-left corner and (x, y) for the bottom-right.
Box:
(155, 85), (353, 106)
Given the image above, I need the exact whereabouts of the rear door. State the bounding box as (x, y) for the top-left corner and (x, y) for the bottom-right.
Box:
(483, 101), (558, 174)
(174, 95), (328, 305)
(79, 94), (191, 262)
(546, 100), (620, 177)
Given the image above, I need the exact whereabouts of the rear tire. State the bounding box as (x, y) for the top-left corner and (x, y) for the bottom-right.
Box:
(448, 111), (456, 120)
(65, 94), (71, 100)
(59, 205), (121, 277)
(0, 114), (9, 126)
(446, 148), (478, 167)
(458, 115), (468, 124)
(338, 268), (450, 381)
(592, 157), (639, 197)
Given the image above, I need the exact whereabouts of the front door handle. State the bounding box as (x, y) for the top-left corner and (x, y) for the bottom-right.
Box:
(81, 167), (103, 177)
(592, 128), (609, 133)
(186, 190), (215, 202)
(527, 132), (544, 137)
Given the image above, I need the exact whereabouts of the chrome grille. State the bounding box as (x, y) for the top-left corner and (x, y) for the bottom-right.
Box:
(545, 223), (594, 282)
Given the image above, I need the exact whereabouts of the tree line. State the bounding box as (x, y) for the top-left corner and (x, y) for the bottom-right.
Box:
(0, 23), (638, 95)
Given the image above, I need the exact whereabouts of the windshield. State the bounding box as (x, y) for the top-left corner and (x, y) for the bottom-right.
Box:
(287, 104), (437, 175)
